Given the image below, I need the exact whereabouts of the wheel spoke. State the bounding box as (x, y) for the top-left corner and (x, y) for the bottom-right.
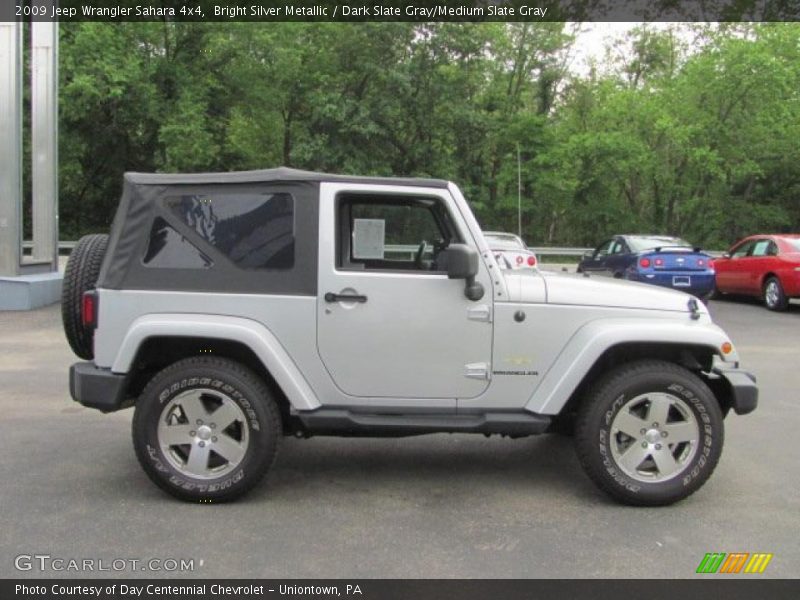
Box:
(209, 401), (243, 430)
(662, 422), (697, 444)
(185, 442), (211, 474)
(651, 447), (680, 478)
(160, 424), (194, 446)
(618, 444), (649, 473)
(213, 435), (246, 464)
(179, 391), (209, 425)
(647, 394), (672, 426)
(613, 411), (648, 438)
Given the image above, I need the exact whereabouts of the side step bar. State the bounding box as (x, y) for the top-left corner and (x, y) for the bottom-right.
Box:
(293, 408), (552, 438)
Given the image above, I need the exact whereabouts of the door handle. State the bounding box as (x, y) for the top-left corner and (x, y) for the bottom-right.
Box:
(324, 292), (368, 303)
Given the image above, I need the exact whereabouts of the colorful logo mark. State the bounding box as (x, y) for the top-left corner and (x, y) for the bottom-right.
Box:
(696, 552), (773, 574)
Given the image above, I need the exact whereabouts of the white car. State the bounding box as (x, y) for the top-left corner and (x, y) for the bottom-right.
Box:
(484, 231), (538, 270)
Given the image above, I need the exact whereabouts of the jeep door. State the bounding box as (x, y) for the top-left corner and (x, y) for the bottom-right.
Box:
(316, 184), (494, 401)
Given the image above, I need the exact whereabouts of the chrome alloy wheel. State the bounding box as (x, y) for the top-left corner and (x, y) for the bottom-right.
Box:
(765, 280), (780, 309)
(157, 388), (249, 479)
(609, 392), (699, 483)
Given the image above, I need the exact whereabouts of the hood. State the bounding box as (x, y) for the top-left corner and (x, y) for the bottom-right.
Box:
(503, 270), (705, 314)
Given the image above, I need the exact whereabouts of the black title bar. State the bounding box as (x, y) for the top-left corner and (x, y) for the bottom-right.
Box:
(4, 0), (800, 22)
(3, 579), (800, 600)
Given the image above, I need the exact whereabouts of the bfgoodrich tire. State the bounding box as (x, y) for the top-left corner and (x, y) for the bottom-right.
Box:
(132, 357), (281, 502)
(575, 360), (724, 506)
(61, 233), (108, 359)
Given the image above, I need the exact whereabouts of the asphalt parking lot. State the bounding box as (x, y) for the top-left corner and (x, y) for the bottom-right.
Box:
(1, 296), (798, 579)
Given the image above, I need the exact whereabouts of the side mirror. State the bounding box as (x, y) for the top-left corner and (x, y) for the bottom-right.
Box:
(440, 243), (484, 301)
(582, 250), (594, 260)
(722, 252), (731, 259)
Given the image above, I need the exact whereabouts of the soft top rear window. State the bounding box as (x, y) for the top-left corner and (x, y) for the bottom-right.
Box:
(167, 193), (295, 270)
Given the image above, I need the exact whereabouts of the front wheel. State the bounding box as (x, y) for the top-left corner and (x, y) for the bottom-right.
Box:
(132, 357), (281, 502)
(575, 360), (724, 506)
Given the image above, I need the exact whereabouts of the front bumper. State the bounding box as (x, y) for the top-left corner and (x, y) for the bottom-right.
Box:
(69, 362), (129, 413)
(712, 365), (758, 415)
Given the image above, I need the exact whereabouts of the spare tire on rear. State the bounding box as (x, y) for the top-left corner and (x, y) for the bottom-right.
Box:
(61, 234), (109, 359)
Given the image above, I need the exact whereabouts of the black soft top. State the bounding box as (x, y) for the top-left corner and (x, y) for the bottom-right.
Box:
(124, 167), (450, 188)
(97, 168), (449, 295)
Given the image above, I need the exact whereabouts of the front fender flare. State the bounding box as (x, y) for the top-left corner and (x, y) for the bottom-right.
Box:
(525, 317), (737, 415)
(111, 313), (320, 411)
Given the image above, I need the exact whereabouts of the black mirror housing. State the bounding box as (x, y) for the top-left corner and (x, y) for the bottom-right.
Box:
(439, 244), (483, 301)
(441, 243), (479, 280)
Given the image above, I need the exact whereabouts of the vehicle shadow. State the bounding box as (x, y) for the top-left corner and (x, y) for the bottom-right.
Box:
(243, 433), (602, 504)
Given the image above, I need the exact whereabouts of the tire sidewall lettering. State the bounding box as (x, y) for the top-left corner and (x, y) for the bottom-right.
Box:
(598, 378), (718, 494)
(145, 374), (263, 495)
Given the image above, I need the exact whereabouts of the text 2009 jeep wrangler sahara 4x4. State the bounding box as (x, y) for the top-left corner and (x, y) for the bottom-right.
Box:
(63, 168), (758, 505)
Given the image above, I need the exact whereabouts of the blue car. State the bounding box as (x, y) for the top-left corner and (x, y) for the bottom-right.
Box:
(577, 235), (715, 299)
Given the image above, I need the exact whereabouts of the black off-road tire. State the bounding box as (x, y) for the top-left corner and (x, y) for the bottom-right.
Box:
(61, 233), (109, 359)
(132, 357), (281, 503)
(575, 360), (724, 506)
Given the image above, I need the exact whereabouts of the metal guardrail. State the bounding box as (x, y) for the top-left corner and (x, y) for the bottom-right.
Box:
(28, 241), (593, 257)
(27, 241), (722, 259)
(24, 241), (76, 252)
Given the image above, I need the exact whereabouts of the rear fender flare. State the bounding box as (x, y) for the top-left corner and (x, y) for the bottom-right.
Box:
(111, 313), (320, 411)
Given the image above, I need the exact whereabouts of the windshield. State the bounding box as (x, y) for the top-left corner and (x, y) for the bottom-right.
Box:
(485, 233), (525, 250)
(627, 237), (691, 252)
(781, 237), (800, 252)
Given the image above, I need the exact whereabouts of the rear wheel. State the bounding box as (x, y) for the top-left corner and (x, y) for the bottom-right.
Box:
(61, 233), (108, 359)
(132, 357), (281, 502)
(575, 360), (723, 506)
(763, 276), (788, 311)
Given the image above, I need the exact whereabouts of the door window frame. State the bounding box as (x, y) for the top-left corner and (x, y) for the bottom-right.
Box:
(334, 191), (465, 275)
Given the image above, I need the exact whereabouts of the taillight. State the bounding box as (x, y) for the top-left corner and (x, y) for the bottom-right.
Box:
(708, 259), (714, 269)
(527, 255), (537, 266)
(697, 259), (705, 267)
(639, 258), (651, 268)
(81, 291), (97, 328)
(654, 258), (664, 267)
(516, 255), (524, 265)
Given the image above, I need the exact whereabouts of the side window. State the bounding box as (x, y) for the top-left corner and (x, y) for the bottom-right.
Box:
(767, 241), (779, 256)
(610, 240), (625, 255)
(595, 240), (614, 257)
(338, 195), (460, 272)
(143, 217), (212, 269)
(751, 240), (771, 257)
(168, 193), (294, 269)
(731, 241), (754, 258)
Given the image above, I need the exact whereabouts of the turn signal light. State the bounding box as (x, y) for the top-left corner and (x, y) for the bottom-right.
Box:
(639, 258), (651, 268)
(654, 258), (664, 267)
(516, 255), (524, 265)
(721, 342), (733, 355)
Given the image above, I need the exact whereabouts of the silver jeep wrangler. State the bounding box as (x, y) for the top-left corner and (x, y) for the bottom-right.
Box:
(63, 168), (757, 505)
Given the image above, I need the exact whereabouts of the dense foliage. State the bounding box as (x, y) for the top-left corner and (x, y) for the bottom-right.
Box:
(50, 22), (800, 248)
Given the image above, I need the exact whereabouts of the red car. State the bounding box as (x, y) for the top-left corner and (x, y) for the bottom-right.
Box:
(713, 234), (800, 310)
